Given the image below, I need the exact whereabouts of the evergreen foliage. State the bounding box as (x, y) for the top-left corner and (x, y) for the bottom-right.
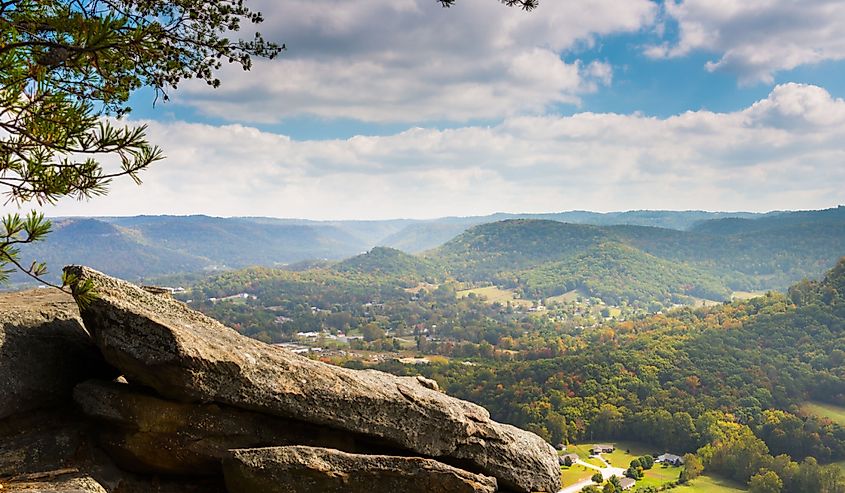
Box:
(0, 0), (281, 288)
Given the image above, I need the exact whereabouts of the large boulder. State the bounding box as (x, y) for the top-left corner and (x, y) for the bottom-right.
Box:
(222, 446), (498, 493)
(65, 266), (560, 493)
(0, 289), (112, 419)
(74, 380), (355, 475)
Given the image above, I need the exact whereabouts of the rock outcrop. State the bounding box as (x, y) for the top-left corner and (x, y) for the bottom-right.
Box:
(223, 446), (498, 493)
(0, 267), (563, 492)
(65, 265), (561, 493)
(0, 289), (113, 419)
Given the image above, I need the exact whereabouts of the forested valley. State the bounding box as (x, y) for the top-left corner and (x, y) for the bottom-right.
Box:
(158, 209), (845, 492)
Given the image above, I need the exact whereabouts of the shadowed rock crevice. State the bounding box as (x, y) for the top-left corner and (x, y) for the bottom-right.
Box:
(0, 289), (116, 419)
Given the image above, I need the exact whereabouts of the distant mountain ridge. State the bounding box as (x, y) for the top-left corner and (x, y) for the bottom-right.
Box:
(8, 207), (843, 290)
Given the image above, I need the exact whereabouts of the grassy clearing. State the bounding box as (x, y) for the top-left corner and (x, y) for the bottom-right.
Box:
(602, 441), (659, 468)
(560, 463), (595, 486)
(561, 443), (742, 492)
(672, 474), (747, 492)
(731, 291), (766, 301)
(546, 289), (583, 303)
(392, 338), (418, 350)
(456, 286), (534, 308)
(690, 296), (722, 308)
(635, 465), (682, 489)
(403, 282), (439, 294)
(800, 401), (845, 426)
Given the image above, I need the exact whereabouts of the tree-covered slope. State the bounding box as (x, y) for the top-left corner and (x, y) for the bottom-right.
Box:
(432, 220), (609, 279)
(11, 207), (844, 299)
(335, 247), (440, 281)
(514, 242), (734, 305)
(379, 222), (477, 253)
(396, 258), (845, 464)
(12, 218), (209, 283)
(107, 215), (368, 267)
(429, 210), (845, 305)
(615, 214), (845, 290)
(9, 216), (373, 285)
(429, 220), (737, 305)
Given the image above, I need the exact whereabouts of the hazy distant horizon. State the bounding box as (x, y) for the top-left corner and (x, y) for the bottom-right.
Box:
(32, 205), (845, 223)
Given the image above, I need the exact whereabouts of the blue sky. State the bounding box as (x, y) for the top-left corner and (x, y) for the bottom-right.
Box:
(13, 0), (845, 219)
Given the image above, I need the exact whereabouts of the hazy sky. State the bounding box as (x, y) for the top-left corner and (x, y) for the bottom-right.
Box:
(9, 0), (845, 219)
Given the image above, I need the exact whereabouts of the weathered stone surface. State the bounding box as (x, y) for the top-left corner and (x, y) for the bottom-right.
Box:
(223, 446), (498, 493)
(0, 408), (227, 493)
(74, 380), (355, 475)
(0, 290), (112, 419)
(0, 471), (109, 493)
(0, 465), (226, 493)
(0, 410), (92, 478)
(66, 266), (560, 493)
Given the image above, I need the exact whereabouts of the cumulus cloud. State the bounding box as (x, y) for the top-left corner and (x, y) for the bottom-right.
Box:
(648, 0), (845, 84)
(172, 0), (655, 123)
(6, 83), (843, 219)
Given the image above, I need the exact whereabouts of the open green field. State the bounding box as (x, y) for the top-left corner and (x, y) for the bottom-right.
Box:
(456, 286), (534, 308)
(673, 474), (747, 492)
(601, 441), (660, 468)
(800, 401), (845, 426)
(560, 463), (595, 486)
(731, 291), (767, 301)
(635, 464), (683, 488)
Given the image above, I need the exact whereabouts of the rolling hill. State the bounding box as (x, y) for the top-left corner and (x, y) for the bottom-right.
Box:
(424, 209), (845, 305)
(335, 247), (440, 281)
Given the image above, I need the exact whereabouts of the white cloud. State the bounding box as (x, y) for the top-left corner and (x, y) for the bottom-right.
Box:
(6, 83), (843, 219)
(172, 0), (656, 123)
(649, 0), (845, 84)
